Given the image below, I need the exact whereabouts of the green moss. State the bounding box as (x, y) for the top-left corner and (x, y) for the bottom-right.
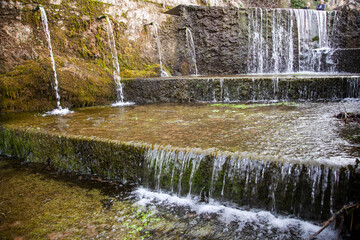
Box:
(0, 126), (143, 181)
(0, 57), (116, 113)
(312, 35), (319, 42)
(121, 65), (160, 78)
(0, 60), (55, 112)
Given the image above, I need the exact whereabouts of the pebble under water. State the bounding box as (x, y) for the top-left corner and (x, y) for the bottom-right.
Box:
(0, 155), (338, 240)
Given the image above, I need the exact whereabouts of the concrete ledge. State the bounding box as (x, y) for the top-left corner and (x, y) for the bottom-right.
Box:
(123, 75), (360, 103)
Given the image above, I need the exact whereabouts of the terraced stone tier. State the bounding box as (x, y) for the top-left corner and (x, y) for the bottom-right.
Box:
(1, 100), (359, 220)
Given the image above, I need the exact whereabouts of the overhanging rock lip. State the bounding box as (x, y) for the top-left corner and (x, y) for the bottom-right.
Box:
(164, 5), (183, 16)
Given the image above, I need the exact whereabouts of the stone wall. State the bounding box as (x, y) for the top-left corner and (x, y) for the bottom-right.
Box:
(123, 76), (360, 103)
(177, 5), (246, 75)
(333, 49), (360, 72)
(333, 5), (360, 48)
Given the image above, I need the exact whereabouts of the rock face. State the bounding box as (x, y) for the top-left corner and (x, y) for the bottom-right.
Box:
(0, 0), (245, 112)
(177, 6), (246, 75)
(332, 5), (360, 49)
(246, 0), (290, 8)
(0, 0), (359, 112)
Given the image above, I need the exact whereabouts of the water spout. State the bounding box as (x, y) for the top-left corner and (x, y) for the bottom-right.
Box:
(40, 6), (73, 115)
(185, 28), (198, 76)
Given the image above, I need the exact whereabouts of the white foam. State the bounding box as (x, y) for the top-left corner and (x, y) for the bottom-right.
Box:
(43, 108), (74, 116)
(134, 188), (337, 239)
(111, 101), (135, 107)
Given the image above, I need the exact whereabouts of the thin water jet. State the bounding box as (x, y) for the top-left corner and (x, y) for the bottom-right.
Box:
(40, 6), (73, 115)
(152, 23), (169, 77)
(185, 28), (198, 76)
(105, 16), (135, 107)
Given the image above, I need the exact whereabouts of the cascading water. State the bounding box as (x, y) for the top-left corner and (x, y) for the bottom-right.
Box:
(185, 28), (198, 76)
(294, 9), (337, 72)
(152, 23), (169, 77)
(40, 6), (72, 115)
(247, 8), (338, 73)
(143, 146), (358, 220)
(105, 16), (134, 106)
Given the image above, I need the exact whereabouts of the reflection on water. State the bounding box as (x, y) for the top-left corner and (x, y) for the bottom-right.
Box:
(1, 100), (359, 166)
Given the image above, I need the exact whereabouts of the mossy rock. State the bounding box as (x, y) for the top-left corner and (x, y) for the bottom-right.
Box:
(0, 60), (55, 112)
(0, 58), (117, 113)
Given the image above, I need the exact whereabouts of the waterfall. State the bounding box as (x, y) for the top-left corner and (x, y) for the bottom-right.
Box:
(142, 146), (359, 220)
(185, 28), (198, 76)
(247, 8), (338, 73)
(247, 8), (265, 73)
(40, 6), (72, 115)
(152, 23), (169, 77)
(294, 9), (338, 72)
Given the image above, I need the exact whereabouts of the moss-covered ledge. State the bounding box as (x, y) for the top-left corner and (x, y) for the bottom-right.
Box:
(0, 125), (145, 182)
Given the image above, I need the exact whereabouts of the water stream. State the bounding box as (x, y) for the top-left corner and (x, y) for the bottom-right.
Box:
(185, 28), (198, 76)
(152, 23), (169, 77)
(105, 16), (134, 106)
(1, 100), (359, 221)
(40, 6), (72, 115)
(0, 155), (338, 239)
